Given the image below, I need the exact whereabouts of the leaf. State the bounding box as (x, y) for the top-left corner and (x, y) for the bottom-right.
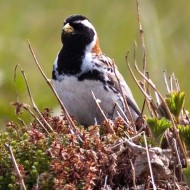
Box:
(147, 117), (171, 147)
(183, 163), (190, 188)
(178, 125), (190, 149)
(165, 92), (185, 119)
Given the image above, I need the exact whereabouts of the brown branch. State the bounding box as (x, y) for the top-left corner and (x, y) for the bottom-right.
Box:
(127, 59), (151, 103)
(17, 117), (27, 127)
(115, 102), (130, 124)
(136, 0), (146, 74)
(173, 138), (182, 181)
(91, 90), (115, 133)
(14, 64), (53, 133)
(163, 71), (170, 93)
(131, 43), (155, 117)
(130, 159), (137, 190)
(134, 62), (187, 166)
(112, 60), (136, 132)
(23, 104), (50, 134)
(27, 41), (83, 141)
(103, 175), (108, 189)
(5, 143), (27, 190)
(91, 90), (108, 123)
(143, 132), (156, 190)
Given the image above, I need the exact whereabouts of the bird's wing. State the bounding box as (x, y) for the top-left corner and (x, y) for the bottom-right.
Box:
(97, 53), (141, 116)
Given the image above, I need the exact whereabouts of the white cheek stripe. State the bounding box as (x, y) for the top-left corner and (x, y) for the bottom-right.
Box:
(75, 19), (96, 32)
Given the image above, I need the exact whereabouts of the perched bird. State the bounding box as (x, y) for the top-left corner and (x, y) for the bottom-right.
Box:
(52, 15), (140, 126)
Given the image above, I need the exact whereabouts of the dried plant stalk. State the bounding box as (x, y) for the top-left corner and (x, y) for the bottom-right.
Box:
(5, 144), (27, 190)
(27, 41), (82, 140)
(14, 64), (53, 134)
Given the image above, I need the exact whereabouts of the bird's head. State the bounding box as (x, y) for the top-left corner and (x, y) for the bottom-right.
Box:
(61, 15), (101, 54)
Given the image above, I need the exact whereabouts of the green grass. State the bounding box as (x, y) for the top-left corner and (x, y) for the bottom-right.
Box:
(1, 0), (190, 128)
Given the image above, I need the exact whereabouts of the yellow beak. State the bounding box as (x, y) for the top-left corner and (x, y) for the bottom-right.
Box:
(63, 23), (74, 33)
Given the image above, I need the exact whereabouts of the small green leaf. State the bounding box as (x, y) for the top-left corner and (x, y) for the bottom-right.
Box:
(147, 117), (171, 146)
(183, 163), (190, 188)
(165, 91), (185, 119)
(178, 125), (190, 149)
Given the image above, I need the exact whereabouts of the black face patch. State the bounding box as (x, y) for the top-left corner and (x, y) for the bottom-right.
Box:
(61, 19), (95, 47)
(62, 15), (94, 47)
(56, 15), (96, 76)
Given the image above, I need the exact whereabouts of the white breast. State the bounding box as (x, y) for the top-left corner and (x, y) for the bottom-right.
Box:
(53, 76), (121, 126)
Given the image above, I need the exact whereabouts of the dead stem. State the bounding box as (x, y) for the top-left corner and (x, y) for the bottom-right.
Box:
(130, 159), (137, 190)
(27, 41), (83, 141)
(173, 138), (182, 180)
(115, 103), (130, 124)
(136, 0), (146, 74)
(14, 64), (53, 134)
(172, 73), (180, 92)
(91, 90), (108, 123)
(91, 90), (115, 133)
(103, 175), (108, 189)
(169, 75), (173, 92)
(5, 143), (27, 190)
(17, 117), (27, 127)
(23, 104), (50, 134)
(163, 71), (170, 93)
(132, 43), (154, 117)
(143, 132), (156, 190)
(134, 62), (187, 166)
(112, 60), (136, 133)
(127, 59), (151, 103)
(174, 181), (181, 190)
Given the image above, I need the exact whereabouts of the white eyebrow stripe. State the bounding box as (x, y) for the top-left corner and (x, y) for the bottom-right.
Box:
(74, 19), (96, 32)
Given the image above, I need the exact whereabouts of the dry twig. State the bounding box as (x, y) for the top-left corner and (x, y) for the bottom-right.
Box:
(112, 60), (136, 132)
(143, 132), (156, 190)
(136, 0), (146, 74)
(5, 143), (27, 190)
(91, 90), (108, 123)
(27, 41), (83, 141)
(14, 64), (53, 134)
(134, 62), (187, 165)
(130, 159), (137, 190)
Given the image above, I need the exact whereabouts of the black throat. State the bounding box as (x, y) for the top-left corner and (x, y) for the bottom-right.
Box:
(58, 46), (84, 75)
(52, 17), (96, 80)
(55, 40), (86, 78)
(53, 26), (95, 79)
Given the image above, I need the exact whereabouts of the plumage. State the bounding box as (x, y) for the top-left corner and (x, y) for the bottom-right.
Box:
(52, 14), (140, 126)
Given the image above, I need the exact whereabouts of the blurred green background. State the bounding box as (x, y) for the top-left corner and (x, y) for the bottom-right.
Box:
(1, 0), (190, 128)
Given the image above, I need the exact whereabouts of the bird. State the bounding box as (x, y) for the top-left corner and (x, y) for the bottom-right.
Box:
(52, 14), (140, 126)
